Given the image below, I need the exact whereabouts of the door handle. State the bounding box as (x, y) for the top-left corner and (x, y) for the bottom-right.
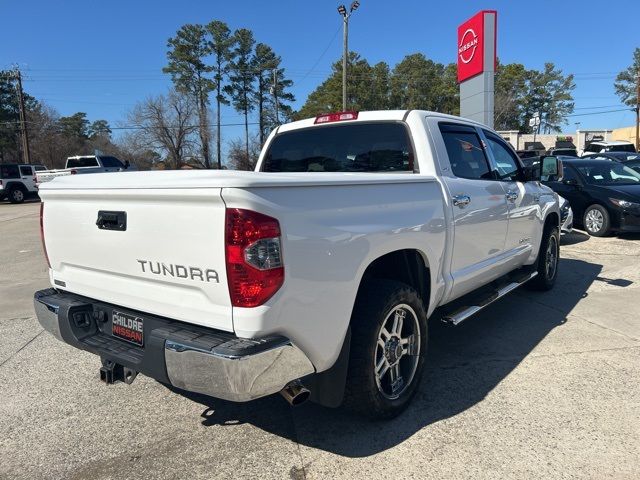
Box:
(96, 210), (127, 231)
(505, 190), (518, 202)
(452, 194), (471, 208)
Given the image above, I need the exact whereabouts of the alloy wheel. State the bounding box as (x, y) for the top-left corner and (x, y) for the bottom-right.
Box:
(545, 234), (558, 280)
(374, 304), (421, 400)
(12, 190), (24, 202)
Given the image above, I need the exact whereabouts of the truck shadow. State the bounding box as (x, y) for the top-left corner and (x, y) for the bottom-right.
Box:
(168, 257), (604, 458)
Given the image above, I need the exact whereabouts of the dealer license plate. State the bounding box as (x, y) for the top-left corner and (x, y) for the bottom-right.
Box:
(112, 310), (144, 347)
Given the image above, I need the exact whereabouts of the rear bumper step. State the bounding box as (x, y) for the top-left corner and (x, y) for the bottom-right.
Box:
(441, 271), (538, 326)
(33, 288), (314, 402)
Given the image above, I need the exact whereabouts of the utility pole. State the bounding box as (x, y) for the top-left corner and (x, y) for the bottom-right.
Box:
(13, 69), (31, 164)
(337, 2), (360, 111)
(341, 15), (348, 111)
(636, 70), (640, 152)
(272, 69), (280, 125)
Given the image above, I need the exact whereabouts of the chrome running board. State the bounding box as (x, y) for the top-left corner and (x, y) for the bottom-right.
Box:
(441, 271), (538, 326)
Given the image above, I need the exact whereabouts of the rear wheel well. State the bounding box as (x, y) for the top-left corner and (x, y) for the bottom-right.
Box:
(6, 182), (27, 192)
(358, 250), (430, 306)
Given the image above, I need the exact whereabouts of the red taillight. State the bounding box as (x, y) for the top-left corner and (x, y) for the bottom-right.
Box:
(40, 203), (51, 268)
(225, 208), (284, 308)
(314, 111), (359, 124)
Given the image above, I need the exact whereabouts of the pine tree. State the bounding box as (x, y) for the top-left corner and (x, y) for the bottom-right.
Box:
(206, 20), (235, 169)
(163, 24), (214, 168)
(226, 28), (256, 159)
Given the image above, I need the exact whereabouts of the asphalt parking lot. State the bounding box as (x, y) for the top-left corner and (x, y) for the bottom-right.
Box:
(1, 201), (639, 480)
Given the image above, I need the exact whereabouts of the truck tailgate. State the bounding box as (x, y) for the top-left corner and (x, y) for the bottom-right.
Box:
(39, 187), (232, 332)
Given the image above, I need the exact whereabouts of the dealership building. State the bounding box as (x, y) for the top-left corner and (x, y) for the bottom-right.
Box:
(498, 126), (637, 153)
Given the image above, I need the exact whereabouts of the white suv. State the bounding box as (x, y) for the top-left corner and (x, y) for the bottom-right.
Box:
(0, 164), (47, 203)
(581, 141), (636, 156)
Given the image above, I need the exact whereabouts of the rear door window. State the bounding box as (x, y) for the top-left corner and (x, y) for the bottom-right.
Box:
(0, 165), (20, 179)
(19, 166), (33, 176)
(262, 122), (414, 173)
(439, 123), (493, 180)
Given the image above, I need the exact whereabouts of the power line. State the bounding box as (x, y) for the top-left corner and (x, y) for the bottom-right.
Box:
(297, 24), (342, 84)
(567, 108), (634, 118)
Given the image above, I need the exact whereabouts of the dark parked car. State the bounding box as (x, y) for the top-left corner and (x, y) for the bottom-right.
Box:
(542, 158), (640, 236)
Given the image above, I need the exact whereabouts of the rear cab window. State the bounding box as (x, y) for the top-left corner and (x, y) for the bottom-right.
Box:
(67, 157), (99, 168)
(261, 122), (414, 173)
(609, 144), (636, 153)
(585, 143), (601, 153)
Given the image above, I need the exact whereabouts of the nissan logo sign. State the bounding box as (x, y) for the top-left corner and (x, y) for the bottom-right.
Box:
(458, 28), (478, 64)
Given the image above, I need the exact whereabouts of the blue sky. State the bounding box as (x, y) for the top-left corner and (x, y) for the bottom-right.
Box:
(2, 0), (638, 147)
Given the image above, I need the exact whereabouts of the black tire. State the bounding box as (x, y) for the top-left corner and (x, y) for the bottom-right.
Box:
(343, 279), (428, 419)
(8, 186), (26, 204)
(528, 223), (560, 291)
(583, 204), (610, 237)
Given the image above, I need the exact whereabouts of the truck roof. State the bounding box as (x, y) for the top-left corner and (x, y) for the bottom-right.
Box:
(277, 110), (490, 133)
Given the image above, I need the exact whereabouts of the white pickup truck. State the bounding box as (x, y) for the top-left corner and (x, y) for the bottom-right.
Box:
(34, 110), (562, 418)
(35, 155), (135, 185)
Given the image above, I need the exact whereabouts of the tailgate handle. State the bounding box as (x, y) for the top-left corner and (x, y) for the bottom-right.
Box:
(96, 211), (127, 231)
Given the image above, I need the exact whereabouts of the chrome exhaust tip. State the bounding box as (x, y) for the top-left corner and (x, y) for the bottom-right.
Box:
(280, 381), (310, 406)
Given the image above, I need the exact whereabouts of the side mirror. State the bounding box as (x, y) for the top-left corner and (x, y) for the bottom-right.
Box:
(124, 160), (131, 169)
(539, 156), (563, 182)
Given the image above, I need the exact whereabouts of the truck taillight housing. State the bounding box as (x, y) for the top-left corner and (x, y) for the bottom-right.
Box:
(40, 203), (51, 268)
(225, 208), (284, 307)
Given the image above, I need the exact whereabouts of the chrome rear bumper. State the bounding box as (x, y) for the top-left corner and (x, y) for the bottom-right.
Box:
(34, 288), (314, 402)
(164, 340), (314, 401)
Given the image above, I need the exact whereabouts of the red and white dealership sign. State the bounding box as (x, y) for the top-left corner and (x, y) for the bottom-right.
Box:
(457, 10), (497, 82)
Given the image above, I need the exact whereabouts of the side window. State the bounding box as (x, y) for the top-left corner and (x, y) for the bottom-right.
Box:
(19, 166), (33, 176)
(585, 143), (599, 153)
(0, 165), (20, 179)
(484, 132), (521, 181)
(439, 123), (492, 180)
(558, 165), (577, 183)
(100, 156), (125, 168)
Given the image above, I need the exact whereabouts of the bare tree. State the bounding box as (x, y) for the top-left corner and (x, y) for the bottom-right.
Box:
(226, 134), (261, 171)
(126, 90), (198, 169)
